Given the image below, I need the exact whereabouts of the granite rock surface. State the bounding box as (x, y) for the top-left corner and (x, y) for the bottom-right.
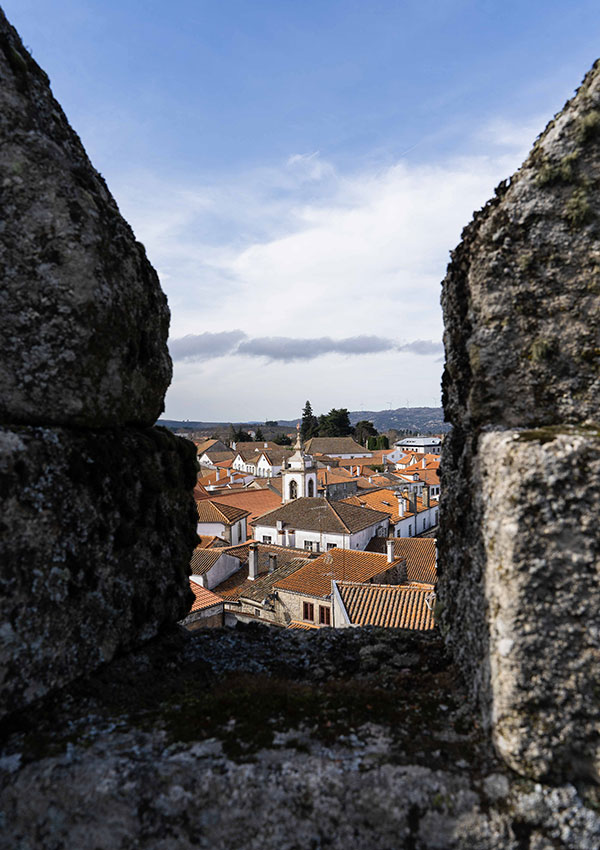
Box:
(439, 58), (600, 786)
(442, 61), (600, 430)
(1, 627), (598, 850)
(0, 425), (198, 719)
(0, 9), (171, 427)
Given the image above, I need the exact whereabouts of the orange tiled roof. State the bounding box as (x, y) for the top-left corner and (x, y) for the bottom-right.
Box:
(189, 581), (224, 612)
(395, 468), (440, 487)
(365, 537), (437, 584)
(200, 489), (282, 523)
(336, 581), (436, 629)
(273, 547), (403, 599)
(196, 534), (229, 549)
(341, 488), (404, 523)
(288, 620), (319, 630)
(196, 499), (250, 525)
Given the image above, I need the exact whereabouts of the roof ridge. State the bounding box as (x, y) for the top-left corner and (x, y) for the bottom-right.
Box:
(325, 497), (352, 532)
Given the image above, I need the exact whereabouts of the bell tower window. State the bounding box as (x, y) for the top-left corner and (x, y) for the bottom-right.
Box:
(289, 480), (298, 500)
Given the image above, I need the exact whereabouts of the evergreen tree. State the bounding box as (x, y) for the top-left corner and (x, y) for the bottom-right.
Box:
(318, 408), (352, 437)
(300, 400), (319, 441)
(273, 432), (292, 445)
(254, 427), (265, 442)
(354, 419), (378, 445)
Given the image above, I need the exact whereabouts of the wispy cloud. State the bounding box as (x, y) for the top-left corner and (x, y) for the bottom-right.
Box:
(169, 332), (443, 363)
(169, 330), (247, 361)
(236, 334), (395, 362)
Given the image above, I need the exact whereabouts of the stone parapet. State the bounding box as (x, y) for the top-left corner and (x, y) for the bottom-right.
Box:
(440, 427), (600, 783)
(0, 9), (171, 427)
(0, 425), (198, 719)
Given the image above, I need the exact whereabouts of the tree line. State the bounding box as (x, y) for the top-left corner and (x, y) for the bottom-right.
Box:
(300, 401), (388, 448)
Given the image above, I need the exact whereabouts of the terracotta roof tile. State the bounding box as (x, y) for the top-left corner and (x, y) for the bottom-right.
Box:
(273, 547), (403, 599)
(287, 620), (319, 630)
(336, 581), (436, 629)
(196, 535), (229, 549)
(190, 547), (227, 576)
(212, 543), (310, 601)
(366, 537), (437, 584)
(188, 581), (224, 612)
(196, 499), (250, 525)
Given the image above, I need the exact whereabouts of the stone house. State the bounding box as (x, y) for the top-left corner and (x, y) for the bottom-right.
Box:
(273, 545), (406, 628)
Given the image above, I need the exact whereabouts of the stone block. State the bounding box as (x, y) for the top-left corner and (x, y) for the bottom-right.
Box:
(0, 425), (198, 719)
(443, 427), (600, 782)
(442, 60), (600, 430)
(0, 10), (171, 427)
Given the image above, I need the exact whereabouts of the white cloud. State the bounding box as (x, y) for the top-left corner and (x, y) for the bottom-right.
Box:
(110, 119), (538, 420)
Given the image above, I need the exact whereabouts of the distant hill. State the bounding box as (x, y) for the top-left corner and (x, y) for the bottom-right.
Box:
(159, 407), (449, 435)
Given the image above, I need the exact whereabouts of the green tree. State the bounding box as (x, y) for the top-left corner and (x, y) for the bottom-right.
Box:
(254, 427), (265, 442)
(265, 420), (278, 427)
(354, 420), (378, 445)
(273, 432), (292, 445)
(376, 434), (389, 450)
(318, 408), (352, 437)
(300, 400), (319, 441)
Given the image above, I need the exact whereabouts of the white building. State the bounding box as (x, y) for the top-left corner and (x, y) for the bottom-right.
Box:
(395, 436), (442, 454)
(251, 496), (390, 552)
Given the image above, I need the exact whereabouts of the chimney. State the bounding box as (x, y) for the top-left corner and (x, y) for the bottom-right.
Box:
(422, 485), (430, 508)
(386, 539), (394, 564)
(216, 468), (221, 481)
(422, 457), (426, 468)
(407, 491), (417, 513)
(268, 553), (277, 573)
(327, 465), (331, 471)
(232, 441), (237, 450)
(397, 494), (405, 517)
(248, 542), (259, 580)
(264, 442), (268, 448)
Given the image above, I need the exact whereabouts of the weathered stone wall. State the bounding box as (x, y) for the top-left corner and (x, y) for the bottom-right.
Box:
(440, 60), (600, 783)
(0, 8), (198, 719)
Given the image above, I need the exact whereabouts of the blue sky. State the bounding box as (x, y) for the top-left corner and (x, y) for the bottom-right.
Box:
(4, 1), (600, 421)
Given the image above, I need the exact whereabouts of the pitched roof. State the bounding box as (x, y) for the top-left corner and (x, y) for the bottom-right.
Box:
(196, 499), (250, 525)
(365, 537), (437, 584)
(335, 581), (436, 630)
(288, 620), (319, 630)
(304, 437), (372, 456)
(197, 489), (282, 531)
(342, 488), (404, 523)
(273, 547), (402, 599)
(188, 581), (224, 612)
(190, 547), (229, 577)
(317, 467), (357, 487)
(212, 543), (310, 601)
(196, 534), (229, 549)
(251, 497), (390, 535)
(395, 468), (440, 487)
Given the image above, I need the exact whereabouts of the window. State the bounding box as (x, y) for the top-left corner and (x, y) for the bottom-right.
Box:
(262, 535), (272, 544)
(303, 602), (314, 621)
(319, 606), (331, 626)
(326, 542), (337, 550)
(289, 480), (298, 500)
(307, 479), (315, 497)
(304, 541), (319, 552)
